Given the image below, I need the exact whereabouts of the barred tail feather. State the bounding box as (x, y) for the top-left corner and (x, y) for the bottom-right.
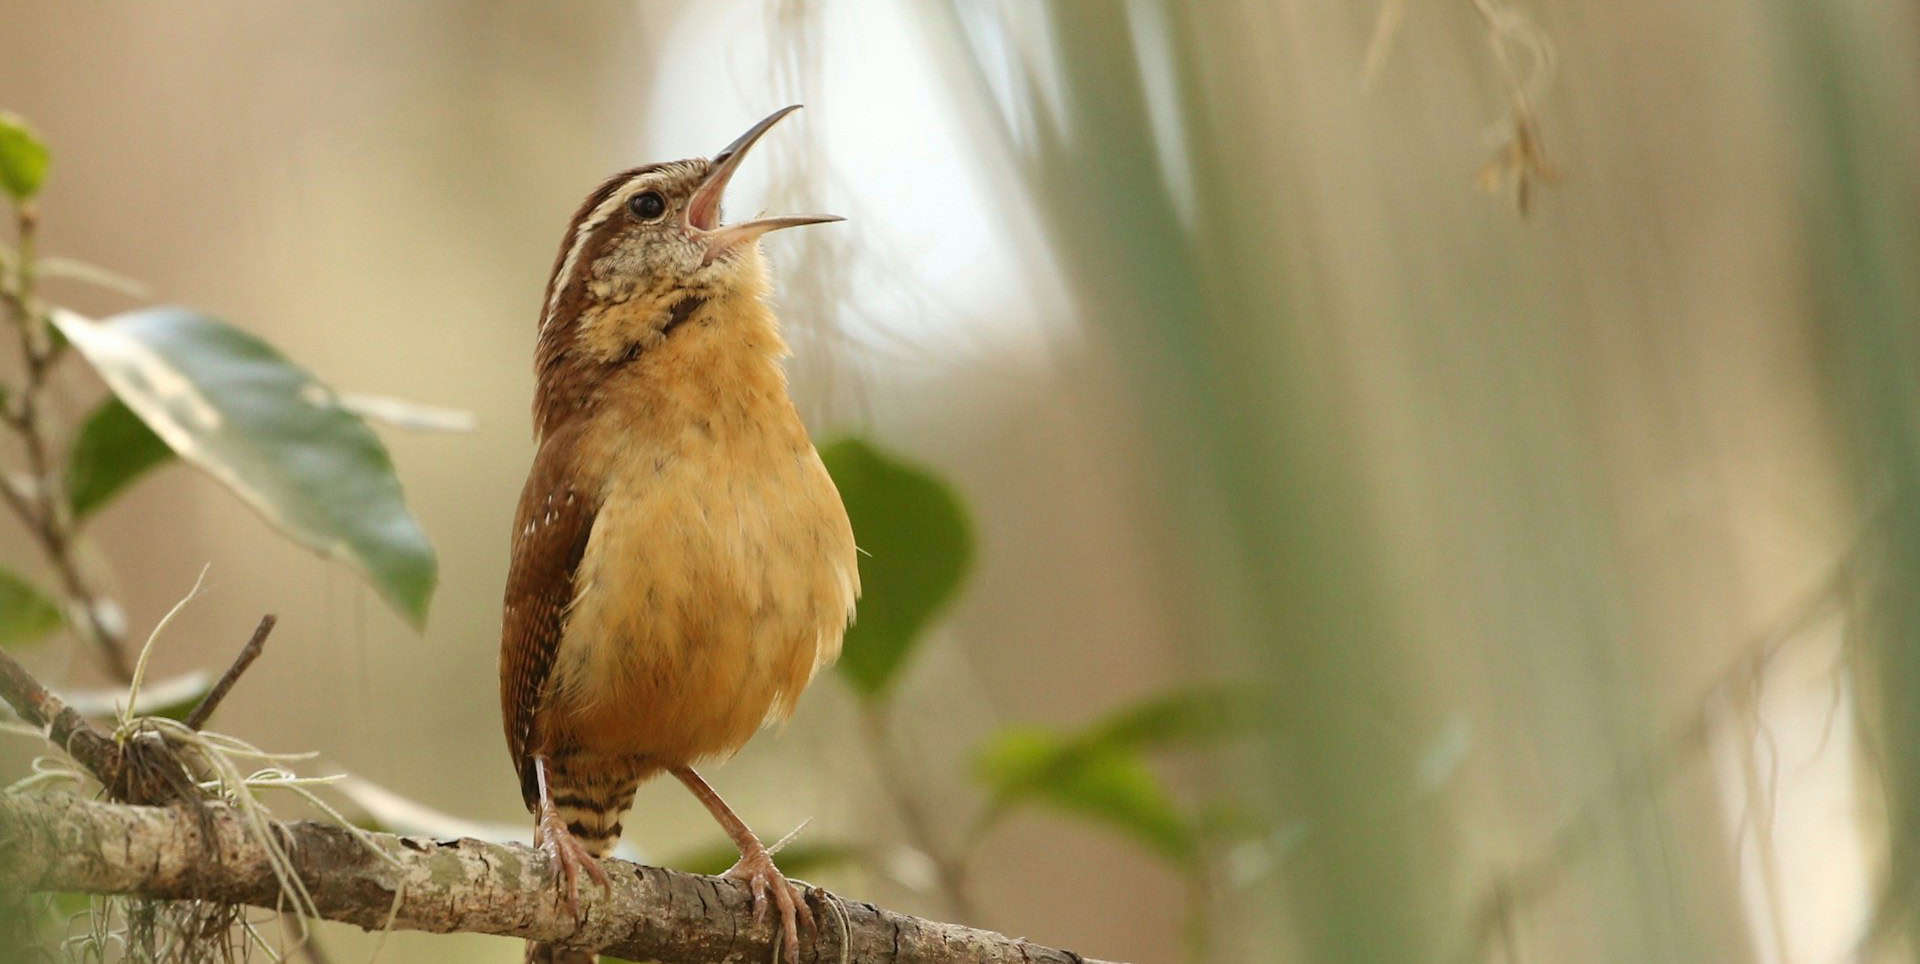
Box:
(550, 781), (636, 857)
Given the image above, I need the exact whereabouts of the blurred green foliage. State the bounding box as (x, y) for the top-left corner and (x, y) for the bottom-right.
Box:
(0, 112), (47, 200)
(65, 396), (171, 522)
(975, 723), (1196, 863)
(821, 437), (974, 698)
(0, 565), (61, 648)
(817, 430), (1253, 948)
(812, 431), (1257, 952)
(1772, 0), (1920, 948)
(974, 686), (1258, 868)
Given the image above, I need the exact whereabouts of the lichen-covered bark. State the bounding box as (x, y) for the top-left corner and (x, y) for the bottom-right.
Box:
(0, 792), (1112, 964)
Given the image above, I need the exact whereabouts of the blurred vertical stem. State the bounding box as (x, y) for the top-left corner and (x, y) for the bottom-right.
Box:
(1774, 0), (1920, 951)
(2, 199), (132, 682)
(859, 703), (983, 922)
(937, 3), (1445, 959)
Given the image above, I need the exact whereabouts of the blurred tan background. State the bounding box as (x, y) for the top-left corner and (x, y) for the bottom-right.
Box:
(4, 1), (1919, 962)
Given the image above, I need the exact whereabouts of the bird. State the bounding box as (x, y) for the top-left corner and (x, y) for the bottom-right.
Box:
(499, 105), (858, 964)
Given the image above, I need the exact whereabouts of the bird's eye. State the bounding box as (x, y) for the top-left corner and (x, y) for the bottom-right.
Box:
(628, 191), (667, 221)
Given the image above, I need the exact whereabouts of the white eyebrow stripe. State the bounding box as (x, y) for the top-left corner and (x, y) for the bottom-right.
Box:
(540, 170), (655, 334)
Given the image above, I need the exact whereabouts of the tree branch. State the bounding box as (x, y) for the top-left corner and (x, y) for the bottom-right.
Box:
(0, 508), (1105, 961)
(0, 646), (123, 791)
(0, 627), (1118, 961)
(0, 792), (1116, 964)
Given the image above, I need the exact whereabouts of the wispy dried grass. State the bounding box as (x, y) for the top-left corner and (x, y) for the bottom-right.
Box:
(8, 569), (398, 963)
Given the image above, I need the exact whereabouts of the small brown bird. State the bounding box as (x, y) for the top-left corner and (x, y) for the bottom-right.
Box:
(500, 106), (857, 963)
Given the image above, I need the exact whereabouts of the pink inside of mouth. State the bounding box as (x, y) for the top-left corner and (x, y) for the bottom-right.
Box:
(687, 186), (722, 231)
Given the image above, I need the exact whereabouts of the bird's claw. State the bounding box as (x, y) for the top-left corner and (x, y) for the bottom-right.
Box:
(726, 847), (814, 961)
(539, 811), (611, 920)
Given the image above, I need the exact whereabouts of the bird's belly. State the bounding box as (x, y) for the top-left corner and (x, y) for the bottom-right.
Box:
(548, 443), (856, 765)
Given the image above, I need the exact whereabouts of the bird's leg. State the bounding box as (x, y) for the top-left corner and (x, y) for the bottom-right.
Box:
(533, 754), (611, 919)
(671, 765), (815, 961)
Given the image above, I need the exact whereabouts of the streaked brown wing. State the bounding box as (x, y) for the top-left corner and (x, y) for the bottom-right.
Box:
(500, 424), (597, 810)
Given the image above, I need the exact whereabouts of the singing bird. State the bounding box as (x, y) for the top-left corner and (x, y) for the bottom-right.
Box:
(500, 106), (858, 963)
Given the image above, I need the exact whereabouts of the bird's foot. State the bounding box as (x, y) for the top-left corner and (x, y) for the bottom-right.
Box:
(725, 844), (815, 962)
(537, 804), (611, 920)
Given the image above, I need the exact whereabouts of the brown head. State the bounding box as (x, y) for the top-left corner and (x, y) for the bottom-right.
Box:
(532, 105), (838, 436)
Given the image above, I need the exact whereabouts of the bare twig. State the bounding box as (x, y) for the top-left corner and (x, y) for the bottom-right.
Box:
(0, 474), (39, 536)
(0, 793), (1116, 964)
(186, 614), (277, 730)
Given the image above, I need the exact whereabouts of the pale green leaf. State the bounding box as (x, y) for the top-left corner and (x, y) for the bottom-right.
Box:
(975, 725), (1195, 863)
(820, 438), (973, 698)
(35, 256), (151, 299)
(51, 307), (438, 628)
(66, 396), (175, 521)
(967, 686), (1256, 865)
(62, 670), (211, 722)
(0, 566), (62, 648)
(0, 112), (49, 200)
(335, 392), (476, 433)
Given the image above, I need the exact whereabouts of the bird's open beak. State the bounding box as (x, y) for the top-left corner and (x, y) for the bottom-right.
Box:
(687, 105), (842, 264)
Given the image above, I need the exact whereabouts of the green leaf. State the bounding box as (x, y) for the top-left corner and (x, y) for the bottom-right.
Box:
(64, 391), (472, 524)
(50, 307), (438, 628)
(966, 686), (1257, 866)
(975, 725), (1195, 864)
(0, 566), (62, 648)
(66, 397), (175, 521)
(820, 438), (973, 698)
(0, 112), (49, 200)
(667, 839), (862, 878)
(1088, 684), (1262, 750)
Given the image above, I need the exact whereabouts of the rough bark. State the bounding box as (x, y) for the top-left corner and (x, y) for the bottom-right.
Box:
(0, 791), (1114, 964)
